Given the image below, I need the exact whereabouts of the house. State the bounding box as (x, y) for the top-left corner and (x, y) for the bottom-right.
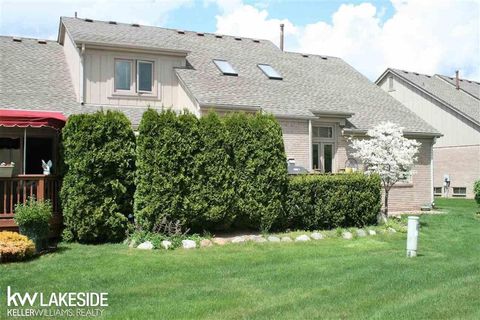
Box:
(0, 17), (441, 229)
(376, 69), (480, 199)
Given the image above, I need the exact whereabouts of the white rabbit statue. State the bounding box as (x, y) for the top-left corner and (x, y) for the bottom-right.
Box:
(42, 160), (53, 175)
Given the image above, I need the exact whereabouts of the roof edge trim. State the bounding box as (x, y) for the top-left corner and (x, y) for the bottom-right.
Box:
(77, 41), (190, 56)
(342, 128), (443, 138)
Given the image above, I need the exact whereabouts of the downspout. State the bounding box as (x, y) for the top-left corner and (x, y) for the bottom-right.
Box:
(79, 43), (85, 104)
(431, 137), (436, 205)
(308, 120), (312, 171)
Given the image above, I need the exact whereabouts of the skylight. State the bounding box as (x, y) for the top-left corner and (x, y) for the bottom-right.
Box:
(213, 59), (237, 76)
(258, 64), (282, 80)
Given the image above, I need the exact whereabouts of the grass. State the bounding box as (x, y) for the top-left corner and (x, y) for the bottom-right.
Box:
(1, 198), (479, 319)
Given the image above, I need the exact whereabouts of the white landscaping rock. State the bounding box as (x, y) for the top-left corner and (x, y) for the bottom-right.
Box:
(281, 236), (292, 242)
(295, 235), (311, 242)
(128, 240), (137, 248)
(368, 230), (377, 236)
(182, 240), (196, 249)
(342, 232), (353, 240)
(267, 236), (281, 242)
(231, 236), (246, 243)
(388, 227), (397, 233)
(161, 240), (172, 250)
(200, 239), (212, 247)
(311, 232), (323, 240)
(356, 229), (367, 237)
(137, 241), (153, 250)
(212, 238), (228, 245)
(254, 236), (267, 243)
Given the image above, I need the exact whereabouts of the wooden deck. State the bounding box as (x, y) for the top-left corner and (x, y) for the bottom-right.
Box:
(0, 175), (61, 233)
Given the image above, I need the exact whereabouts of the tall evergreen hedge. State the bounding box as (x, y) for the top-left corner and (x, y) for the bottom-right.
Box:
(61, 111), (136, 243)
(190, 112), (235, 230)
(226, 113), (288, 230)
(134, 110), (288, 232)
(134, 110), (196, 230)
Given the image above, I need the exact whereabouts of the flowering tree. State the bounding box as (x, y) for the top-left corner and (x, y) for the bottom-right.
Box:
(350, 122), (420, 220)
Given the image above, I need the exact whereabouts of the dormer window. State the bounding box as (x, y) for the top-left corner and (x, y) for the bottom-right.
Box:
(258, 64), (282, 80)
(137, 60), (153, 92)
(115, 59), (133, 91)
(213, 59), (237, 76)
(114, 58), (154, 94)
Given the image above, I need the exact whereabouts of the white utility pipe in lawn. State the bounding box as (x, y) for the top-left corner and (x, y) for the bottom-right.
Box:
(406, 216), (419, 257)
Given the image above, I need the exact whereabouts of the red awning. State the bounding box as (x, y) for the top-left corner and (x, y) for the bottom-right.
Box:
(0, 109), (67, 129)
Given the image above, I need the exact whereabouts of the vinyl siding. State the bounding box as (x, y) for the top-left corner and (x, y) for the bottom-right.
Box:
(378, 75), (480, 147)
(83, 49), (186, 109)
(62, 32), (81, 100)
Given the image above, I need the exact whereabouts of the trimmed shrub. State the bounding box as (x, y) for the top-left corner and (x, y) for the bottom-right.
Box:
(0, 231), (35, 262)
(135, 110), (287, 232)
(225, 113), (288, 230)
(474, 180), (480, 206)
(189, 112), (235, 230)
(134, 110), (200, 230)
(61, 111), (136, 243)
(283, 174), (381, 230)
(14, 197), (52, 250)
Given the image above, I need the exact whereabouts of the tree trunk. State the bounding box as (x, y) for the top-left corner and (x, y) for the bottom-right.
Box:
(382, 189), (389, 223)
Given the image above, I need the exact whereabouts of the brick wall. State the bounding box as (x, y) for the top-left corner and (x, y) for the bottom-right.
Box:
(278, 119), (310, 169)
(387, 138), (433, 212)
(338, 136), (434, 212)
(278, 119), (435, 212)
(433, 145), (480, 199)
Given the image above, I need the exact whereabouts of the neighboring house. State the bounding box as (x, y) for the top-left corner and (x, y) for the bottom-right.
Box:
(376, 69), (480, 199)
(0, 16), (441, 229)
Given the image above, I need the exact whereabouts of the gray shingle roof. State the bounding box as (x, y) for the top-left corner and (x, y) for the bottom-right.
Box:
(387, 69), (480, 125)
(437, 74), (480, 100)
(61, 17), (439, 134)
(0, 36), (79, 114)
(0, 36), (156, 126)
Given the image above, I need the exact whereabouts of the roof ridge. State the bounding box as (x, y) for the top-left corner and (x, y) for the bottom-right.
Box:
(390, 68), (432, 77)
(60, 16), (275, 44)
(283, 51), (340, 60)
(435, 73), (480, 85)
(0, 35), (56, 43)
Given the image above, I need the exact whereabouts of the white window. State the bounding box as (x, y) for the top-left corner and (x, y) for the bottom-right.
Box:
(433, 187), (442, 196)
(452, 187), (467, 197)
(312, 126), (333, 139)
(114, 59), (154, 94)
(137, 60), (154, 93)
(213, 59), (237, 76)
(115, 59), (133, 91)
(258, 64), (282, 80)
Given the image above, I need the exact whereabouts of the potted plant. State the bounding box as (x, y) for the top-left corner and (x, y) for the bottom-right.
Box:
(14, 197), (53, 252)
(0, 162), (15, 177)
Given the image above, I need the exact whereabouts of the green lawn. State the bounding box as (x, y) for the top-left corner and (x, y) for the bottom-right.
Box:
(1, 198), (479, 319)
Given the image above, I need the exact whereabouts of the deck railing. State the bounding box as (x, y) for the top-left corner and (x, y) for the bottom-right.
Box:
(0, 175), (60, 229)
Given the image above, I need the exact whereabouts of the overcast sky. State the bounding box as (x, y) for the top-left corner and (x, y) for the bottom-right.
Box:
(0, 0), (479, 81)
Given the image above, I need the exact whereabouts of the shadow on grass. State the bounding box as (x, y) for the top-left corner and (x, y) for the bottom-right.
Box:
(1, 242), (70, 265)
